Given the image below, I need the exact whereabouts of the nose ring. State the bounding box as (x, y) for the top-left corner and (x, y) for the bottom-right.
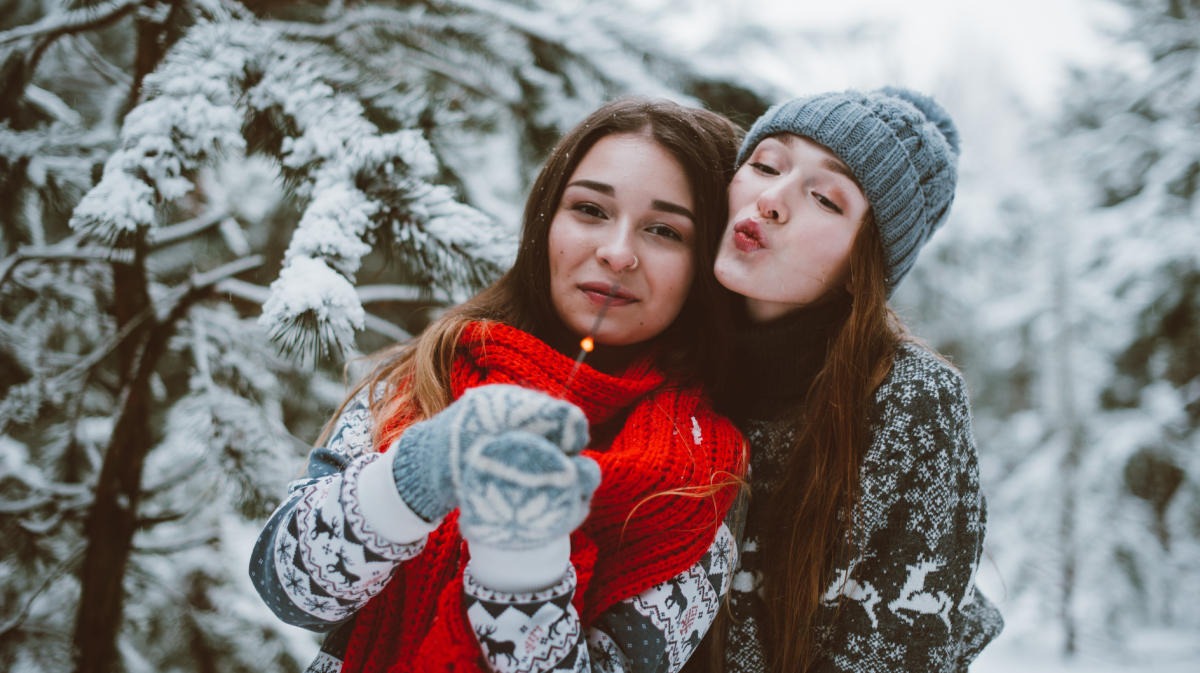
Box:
(629, 255), (639, 271)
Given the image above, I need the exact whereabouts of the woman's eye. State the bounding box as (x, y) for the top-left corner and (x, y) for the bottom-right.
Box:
(750, 161), (779, 176)
(573, 203), (606, 219)
(814, 192), (844, 215)
(646, 224), (682, 241)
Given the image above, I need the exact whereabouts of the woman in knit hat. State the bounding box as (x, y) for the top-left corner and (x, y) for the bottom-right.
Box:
(249, 98), (749, 673)
(693, 88), (1005, 672)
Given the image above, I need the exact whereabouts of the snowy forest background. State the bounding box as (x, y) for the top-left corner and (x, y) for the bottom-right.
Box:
(0, 0), (1196, 671)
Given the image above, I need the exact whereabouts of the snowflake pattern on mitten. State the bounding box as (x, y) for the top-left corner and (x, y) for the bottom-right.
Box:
(457, 431), (600, 550)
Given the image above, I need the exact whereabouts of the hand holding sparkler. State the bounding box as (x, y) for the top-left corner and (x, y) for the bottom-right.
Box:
(457, 430), (601, 551)
(390, 384), (590, 523)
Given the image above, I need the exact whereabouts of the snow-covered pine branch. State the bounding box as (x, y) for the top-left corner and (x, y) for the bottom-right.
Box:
(68, 20), (257, 244)
(249, 37), (507, 358)
(68, 18), (510, 362)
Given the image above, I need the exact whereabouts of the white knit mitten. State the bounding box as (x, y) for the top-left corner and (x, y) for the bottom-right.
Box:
(391, 384), (590, 523)
(457, 430), (601, 551)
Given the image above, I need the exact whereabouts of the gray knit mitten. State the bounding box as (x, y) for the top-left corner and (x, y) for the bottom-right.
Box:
(390, 384), (590, 523)
(457, 431), (601, 550)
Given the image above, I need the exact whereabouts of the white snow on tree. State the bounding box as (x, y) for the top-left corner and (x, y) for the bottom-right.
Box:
(72, 18), (509, 361)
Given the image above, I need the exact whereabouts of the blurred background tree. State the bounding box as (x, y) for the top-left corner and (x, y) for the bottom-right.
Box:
(891, 0), (1200, 660)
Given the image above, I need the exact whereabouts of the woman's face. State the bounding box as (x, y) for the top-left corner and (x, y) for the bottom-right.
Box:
(714, 135), (870, 322)
(549, 133), (697, 346)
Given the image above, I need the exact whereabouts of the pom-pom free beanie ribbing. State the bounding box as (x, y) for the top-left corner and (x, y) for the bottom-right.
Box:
(736, 87), (960, 293)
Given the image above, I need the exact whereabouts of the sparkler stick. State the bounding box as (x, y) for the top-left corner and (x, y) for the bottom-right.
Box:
(561, 280), (621, 395)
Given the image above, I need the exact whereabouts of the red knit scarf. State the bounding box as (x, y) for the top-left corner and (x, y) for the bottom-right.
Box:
(340, 322), (744, 673)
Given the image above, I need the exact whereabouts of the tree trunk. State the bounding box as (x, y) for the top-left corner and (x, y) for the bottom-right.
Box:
(73, 325), (186, 671)
(122, 2), (169, 121)
(72, 243), (158, 673)
(1052, 237), (1085, 657)
(72, 358), (152, 672)
(111, 254), (149, 382)
(70, 245), (252, 672)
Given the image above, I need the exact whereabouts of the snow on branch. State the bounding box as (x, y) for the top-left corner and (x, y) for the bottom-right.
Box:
(69, 21), (261, 244)
(161, 388), (296, 518)
(259, 256), (364, 359)
(264, 5), (430, 40)
(439, 0), (683, 108)
(247, 38), (507, 360)
(67, 17), (511, 362)
(0, 0), (142, 47)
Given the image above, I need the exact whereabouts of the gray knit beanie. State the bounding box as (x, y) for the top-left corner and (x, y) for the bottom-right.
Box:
(736, 87), (960, 294)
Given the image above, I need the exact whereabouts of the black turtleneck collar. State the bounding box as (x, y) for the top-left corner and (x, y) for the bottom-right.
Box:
(722, 296), (851, 422)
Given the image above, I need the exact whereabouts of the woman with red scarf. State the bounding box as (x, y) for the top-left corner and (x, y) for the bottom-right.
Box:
(250, 99), (747, 673)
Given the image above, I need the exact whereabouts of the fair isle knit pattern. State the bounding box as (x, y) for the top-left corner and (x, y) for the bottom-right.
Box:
(721, 344), (1003, 673)
(252, 389), (744, 673)
(249, 393), (425, 632)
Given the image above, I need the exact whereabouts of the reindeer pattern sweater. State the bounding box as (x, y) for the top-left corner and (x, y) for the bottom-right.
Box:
(697, 301), (1004, 673)
(250, 390), (743, 673)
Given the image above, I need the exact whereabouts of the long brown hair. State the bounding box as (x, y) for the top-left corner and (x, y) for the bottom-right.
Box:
(706, 212), (907, 672)
(760, 213), (904, 672)
(319, 98), (742, 449)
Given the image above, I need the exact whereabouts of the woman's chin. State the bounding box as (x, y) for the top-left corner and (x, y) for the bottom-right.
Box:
(714, 258), (758, 298)
(592, 330), (645, 348)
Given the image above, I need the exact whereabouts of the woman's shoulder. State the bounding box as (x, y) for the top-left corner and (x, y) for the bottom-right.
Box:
(872, 341), (970, 415)
(323, 387), (377, 459)
(865, 341), (975, 467)
(859, 342), (982, 524)
(857, 342), (986, 549)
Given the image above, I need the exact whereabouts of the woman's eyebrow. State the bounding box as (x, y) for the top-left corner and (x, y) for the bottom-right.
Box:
(568, 180), (694, 221)
(566, 179), (613, 195)
(651, 200), (695, 222)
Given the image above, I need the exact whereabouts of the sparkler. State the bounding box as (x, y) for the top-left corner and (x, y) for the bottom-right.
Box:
(561, 280), (621, 395)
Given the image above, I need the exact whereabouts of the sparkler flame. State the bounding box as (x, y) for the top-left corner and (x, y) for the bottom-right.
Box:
(561, 281), (621, 395)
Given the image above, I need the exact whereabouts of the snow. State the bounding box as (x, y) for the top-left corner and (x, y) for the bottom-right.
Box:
(67, 15), (512, 358)
(200, 155), (283, 225)
(260, 256), (366, 353)
(643, 0), (1129, 114)
(972, 627), (1200, 673)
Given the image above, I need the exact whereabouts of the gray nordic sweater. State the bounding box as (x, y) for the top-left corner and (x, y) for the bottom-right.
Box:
(701, 304), (1003, 673)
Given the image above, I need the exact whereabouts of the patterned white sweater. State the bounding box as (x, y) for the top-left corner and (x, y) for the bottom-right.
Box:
(250, 391), (743, 673)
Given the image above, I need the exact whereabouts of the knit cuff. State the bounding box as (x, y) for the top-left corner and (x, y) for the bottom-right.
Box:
(390, 422), (450, 523)
(465, 536), (571, 594)
(358, 445), (442, 544)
